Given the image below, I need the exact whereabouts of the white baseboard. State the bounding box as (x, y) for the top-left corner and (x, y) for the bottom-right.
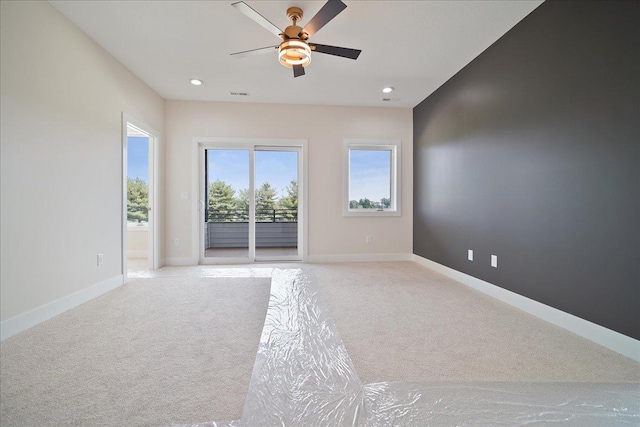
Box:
(1, 275), (124, 341)
(127, 250), (148, 258)
(307, 253), (413, 263)
(162, 254), (414, 265)
(412, 255), (640, 362)
(162, 257), (199, 266)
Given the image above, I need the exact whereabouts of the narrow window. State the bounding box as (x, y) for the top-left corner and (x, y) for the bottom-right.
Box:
(343, 140), (401, 216)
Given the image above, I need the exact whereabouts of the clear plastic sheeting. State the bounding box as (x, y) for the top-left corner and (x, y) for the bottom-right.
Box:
(362, 382), (640, 426)
(241, 269), (363, 426)
(174, 268), (639, 426)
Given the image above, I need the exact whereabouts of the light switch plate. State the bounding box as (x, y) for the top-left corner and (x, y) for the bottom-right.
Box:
(491, 255), (498, 268)
(468, 250), (473, 261)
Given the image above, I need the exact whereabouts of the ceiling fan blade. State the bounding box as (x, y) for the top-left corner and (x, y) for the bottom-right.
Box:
(293, 64), (306, 78)
(310, 43), (361, 60)
(230, 45), (278, 58)
(302, 0), (347, 38)
(232, 1), (283, 38)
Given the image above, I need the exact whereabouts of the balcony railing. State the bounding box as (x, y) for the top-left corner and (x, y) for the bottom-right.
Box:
(205, 208), (298, 250)
(207, 208), (297, 223)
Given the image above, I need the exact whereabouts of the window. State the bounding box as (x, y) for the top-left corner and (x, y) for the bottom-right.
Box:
(343, 139), (401, 216)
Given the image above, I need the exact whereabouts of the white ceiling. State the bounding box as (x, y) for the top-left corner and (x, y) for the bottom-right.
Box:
(50, 0), (543, 109)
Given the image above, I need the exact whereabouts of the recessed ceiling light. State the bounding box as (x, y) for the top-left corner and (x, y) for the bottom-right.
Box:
(190, 79), (203, 86)
(382, 86), (394, 93)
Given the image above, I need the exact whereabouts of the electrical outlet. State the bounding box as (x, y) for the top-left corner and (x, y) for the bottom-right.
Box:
(174, 238), (180, 246)
(468, 249), (473, 261)
(366, 236), (373, 244)
(97, 254), (103, 266)
(491, 255), (498, 268)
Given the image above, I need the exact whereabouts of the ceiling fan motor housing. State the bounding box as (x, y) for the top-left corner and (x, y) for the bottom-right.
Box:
(283, 24), (304, 39)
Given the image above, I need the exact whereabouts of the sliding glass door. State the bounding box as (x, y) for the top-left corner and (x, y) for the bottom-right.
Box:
(201, 143), (302, 263)
(254, 148), (299, 260)
(204, 148), (250, 260)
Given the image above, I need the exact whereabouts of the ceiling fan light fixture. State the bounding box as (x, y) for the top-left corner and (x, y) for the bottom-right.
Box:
(278, 40), (311, 68)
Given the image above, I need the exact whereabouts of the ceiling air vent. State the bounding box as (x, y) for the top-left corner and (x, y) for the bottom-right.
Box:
(381, 97), (400, 102)
(230, 92), (250, 96)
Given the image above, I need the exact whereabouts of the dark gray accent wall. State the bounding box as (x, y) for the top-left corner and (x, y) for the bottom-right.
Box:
(413, 1), (639, 339)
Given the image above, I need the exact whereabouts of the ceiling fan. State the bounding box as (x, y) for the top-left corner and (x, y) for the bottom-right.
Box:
(230, 0), (361, 78)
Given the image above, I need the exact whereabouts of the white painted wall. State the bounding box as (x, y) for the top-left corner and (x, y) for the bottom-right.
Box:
(0, 1), (164, 322)
(164, 101), (412, 263)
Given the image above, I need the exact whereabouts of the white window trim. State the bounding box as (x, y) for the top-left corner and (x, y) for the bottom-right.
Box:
(343, 139), (401, 217)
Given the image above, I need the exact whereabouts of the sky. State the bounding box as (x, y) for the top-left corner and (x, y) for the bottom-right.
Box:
(127, 136), (149, 182)
(349, 149), (391, 202)
(207, 149), (298, 199)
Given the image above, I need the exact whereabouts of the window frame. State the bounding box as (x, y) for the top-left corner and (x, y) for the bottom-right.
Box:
(343, 139), (401, 217)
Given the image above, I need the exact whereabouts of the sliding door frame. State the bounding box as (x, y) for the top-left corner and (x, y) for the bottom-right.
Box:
(192, 137), (308, 264)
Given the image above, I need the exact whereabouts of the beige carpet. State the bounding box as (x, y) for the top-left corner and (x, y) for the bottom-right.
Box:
(1, 262), (638, 427)
(0, 274), (270, 427)
(306, 262), (640, 383)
